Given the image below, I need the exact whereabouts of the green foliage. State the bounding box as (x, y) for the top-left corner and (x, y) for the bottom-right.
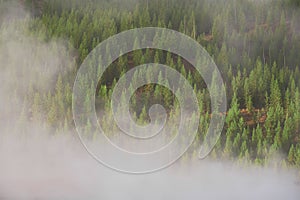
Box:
(5, 0), (300, 168)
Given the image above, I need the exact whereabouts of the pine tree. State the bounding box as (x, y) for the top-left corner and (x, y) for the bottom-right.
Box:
(288, 145), (295, 164)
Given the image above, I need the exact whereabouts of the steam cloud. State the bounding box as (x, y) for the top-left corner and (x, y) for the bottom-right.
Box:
(0, 1), (299, 200)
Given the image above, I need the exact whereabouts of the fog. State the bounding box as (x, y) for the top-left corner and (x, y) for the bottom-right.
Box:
(0, 1), (300, 200)
(1, 133), (300, 200)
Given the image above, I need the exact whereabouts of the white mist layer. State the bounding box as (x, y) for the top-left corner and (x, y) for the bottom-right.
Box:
(0, 133), (300, 200)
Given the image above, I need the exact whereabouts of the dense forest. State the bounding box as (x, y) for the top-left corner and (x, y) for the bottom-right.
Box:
(0, 0), (300, 171)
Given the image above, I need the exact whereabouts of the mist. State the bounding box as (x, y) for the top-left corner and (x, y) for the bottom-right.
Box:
(1, 133), (300, 200)
(0, 1), (300, 200)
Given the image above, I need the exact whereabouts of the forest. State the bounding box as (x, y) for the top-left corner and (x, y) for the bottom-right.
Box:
(0, 0), (300, 174)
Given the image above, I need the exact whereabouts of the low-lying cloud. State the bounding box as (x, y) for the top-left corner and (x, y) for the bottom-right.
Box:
(0, 133), (300, 200)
